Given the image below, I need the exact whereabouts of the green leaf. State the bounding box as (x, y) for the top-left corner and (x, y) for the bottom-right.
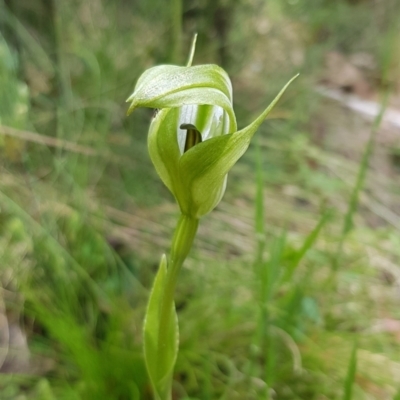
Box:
(143, 255), (178, 400)
(179, 74), (298, 217)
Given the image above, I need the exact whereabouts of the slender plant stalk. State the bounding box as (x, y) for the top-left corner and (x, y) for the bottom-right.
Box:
(170, 0), (183, 63)
(157, 214), (199, 375)
(246, 138), (266, 389)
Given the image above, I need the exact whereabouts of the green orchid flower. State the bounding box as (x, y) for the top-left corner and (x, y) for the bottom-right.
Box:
(127, 40), (297, 400)
(127, 64), (297, 218)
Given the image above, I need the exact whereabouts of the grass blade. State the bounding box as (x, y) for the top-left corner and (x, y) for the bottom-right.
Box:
(343, 341), (357, 400)
(254, 136), (266, 264)
(283, 209), (331, 282)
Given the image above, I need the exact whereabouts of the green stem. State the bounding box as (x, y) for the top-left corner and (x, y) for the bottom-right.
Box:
(170, 0), (182, 63)
(157, 214), (199, 378)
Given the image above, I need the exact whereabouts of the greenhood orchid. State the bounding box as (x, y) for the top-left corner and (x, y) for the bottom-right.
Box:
(126, 42), (297, 400)
(127, 64), (297, 218)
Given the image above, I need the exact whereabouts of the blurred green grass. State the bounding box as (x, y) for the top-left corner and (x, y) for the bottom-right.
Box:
(1, 0), (400, 399)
